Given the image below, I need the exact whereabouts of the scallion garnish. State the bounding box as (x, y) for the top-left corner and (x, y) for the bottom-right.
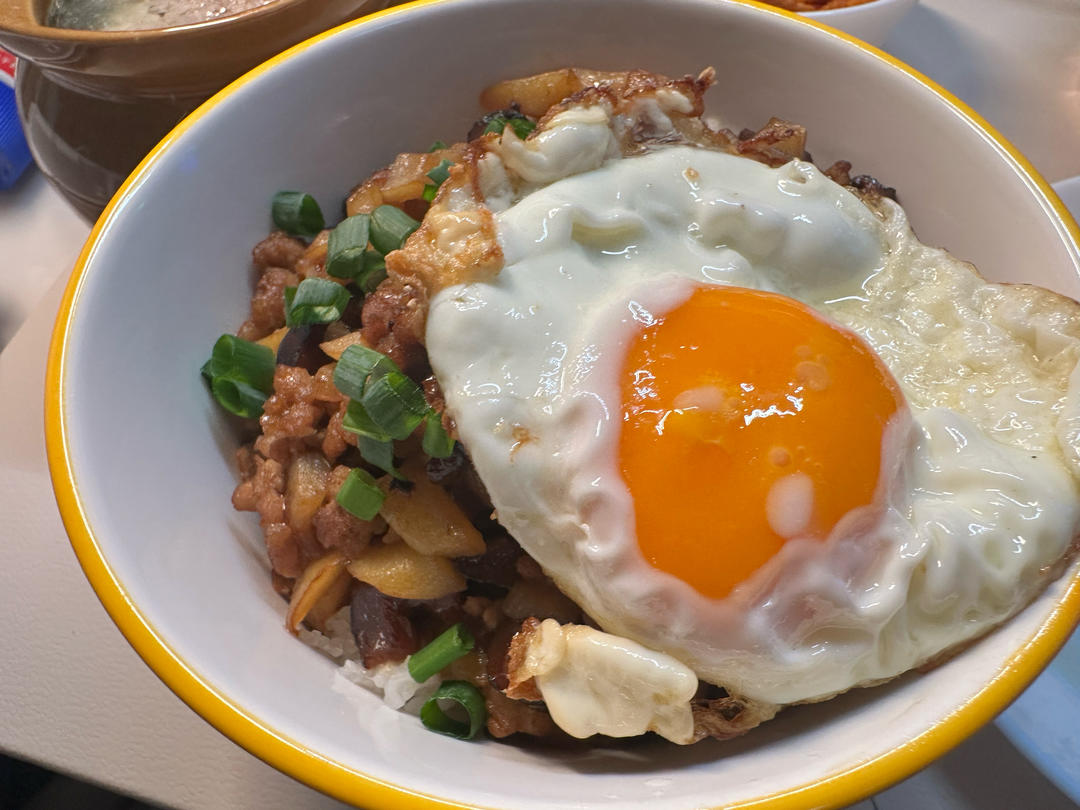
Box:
(333, 344), (397, 401)
(362, 369), (429, 440)
(271, 191), (325, 238)
(428, 140), (448, 152)
(203, 334), (275, 392)
(421, 159), (455, 203)
(284, 278), (351, 327)
(370, 205), (420, 255)
(334, 343), (456, 473)
(343, 399), (391, 441)
(326, 214), (371, 279)
(483, 113), (536, 140)
(512, 118), (536, 139)
(202, 334), (276, 418)
(210, 378), (270, 420)
(336, 467), (385, 520)
(358, 435), (404, 480)
(422, 411), (455, 459)
(360, 250), (388, 292)
(343, 404), (406, 479)
(420, 680), (487, 740)
(427, 159), (453, 185)
(408, 623), (475, 683)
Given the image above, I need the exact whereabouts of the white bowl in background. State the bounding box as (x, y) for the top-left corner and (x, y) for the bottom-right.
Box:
(804, 0), (918, 46)
(46, 0), (1080, 808)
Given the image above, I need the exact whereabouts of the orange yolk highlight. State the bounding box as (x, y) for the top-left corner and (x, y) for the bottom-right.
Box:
(619, 286), (905, 600)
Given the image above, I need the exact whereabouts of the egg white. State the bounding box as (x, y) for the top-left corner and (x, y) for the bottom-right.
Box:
(425, 121), (1080, 705)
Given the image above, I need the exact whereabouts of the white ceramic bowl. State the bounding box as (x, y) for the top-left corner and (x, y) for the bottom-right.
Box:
(803, 0), (918, 47)
(46, 0), (1080, 808)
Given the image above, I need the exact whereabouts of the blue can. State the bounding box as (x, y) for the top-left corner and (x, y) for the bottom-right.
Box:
(0, 49), (33, 190)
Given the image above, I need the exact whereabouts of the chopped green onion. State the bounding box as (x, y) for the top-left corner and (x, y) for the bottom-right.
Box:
(362, 370), (429, 440)
(203, 334), (275, 393)
(210, 378), (268, 419)
(422, 412), (455, 459)
(272, 191), (325, 238)
(420, 680), (487, 740)
(333, 343), (398, 401)
(336, 468), (384, 520)
(333, 342), (450, 477)
(284, 278), (351, 327)
(202, 334), (276, 418)
(360, 251), (388, 292)
(358, 435), (404, 480)
(343, 403), (408, 480)
(342, 399), (391, 441)
(370, 205), (421, 255)
(428, 140), (448, 152)
(426, 159), (454, 186)
(421, 160), (454, 203)
(326, 214), (371, 279)
(512, 118), (536, 139)
(483, 113), (536, 140)
(408, 623), (475, 682)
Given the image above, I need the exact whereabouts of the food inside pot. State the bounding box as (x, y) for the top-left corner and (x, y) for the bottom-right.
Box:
(46, 0), (275, 31)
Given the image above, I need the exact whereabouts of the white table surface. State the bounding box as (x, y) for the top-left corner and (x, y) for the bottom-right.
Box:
(3, 1), (1080, 807)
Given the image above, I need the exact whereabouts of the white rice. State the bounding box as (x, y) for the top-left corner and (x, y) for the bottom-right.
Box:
(300, 607), (440, 713)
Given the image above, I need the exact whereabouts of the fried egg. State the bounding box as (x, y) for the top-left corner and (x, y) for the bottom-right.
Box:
(420, 90), (1080, 716)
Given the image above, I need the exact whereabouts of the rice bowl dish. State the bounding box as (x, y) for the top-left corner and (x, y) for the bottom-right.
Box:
(44, 0), (1080, 807)
(204, 65), (1080, 746)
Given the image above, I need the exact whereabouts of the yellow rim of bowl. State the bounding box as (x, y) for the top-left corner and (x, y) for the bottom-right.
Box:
(45, 0), (1080, 807)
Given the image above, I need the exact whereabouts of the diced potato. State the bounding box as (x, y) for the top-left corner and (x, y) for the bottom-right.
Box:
(380, 152), (436, 201)
(256, 326), (289, 354)
(481, 69), (583, 118)
(286, 453), (331, 533)
(479, 68), (626, 118)
(380, 475), (486, 558)
(379, 179), (428, 205)
(347, 148), (465, 217)
(319, 331), (369, 361)
(303, 566), (353, 632)
(346, 543), (465, 600)
(345, 182), (384, 216)
(286, 551), (348, 633)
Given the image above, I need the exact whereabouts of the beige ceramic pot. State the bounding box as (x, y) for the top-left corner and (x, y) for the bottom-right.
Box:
(0, 0), (389, 217)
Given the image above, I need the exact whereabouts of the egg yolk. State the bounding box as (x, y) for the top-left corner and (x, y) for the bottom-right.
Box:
(619, 286), (905, 600)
